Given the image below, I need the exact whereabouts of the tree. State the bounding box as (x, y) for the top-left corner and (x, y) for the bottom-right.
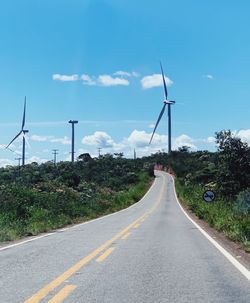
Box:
(215, 130), (250, 198)
(78, 153), (92, 163)
(178, 146), (190, 153)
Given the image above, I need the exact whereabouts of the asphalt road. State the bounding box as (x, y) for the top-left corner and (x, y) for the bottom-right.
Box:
(0, 171), (249, 303)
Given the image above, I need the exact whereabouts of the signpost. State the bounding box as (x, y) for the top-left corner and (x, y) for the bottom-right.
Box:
(203, 190), (215, 202)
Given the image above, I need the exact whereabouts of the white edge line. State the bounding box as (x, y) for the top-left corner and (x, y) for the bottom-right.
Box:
(0, 178), (156, 252)
(0, 233), (55, 252)
(165, 172), (250, 281)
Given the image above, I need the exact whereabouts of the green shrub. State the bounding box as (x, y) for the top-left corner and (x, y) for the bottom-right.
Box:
(234, 188), (250, 215)
(176, 180), (250, 250)
(0, 169), (152, 242)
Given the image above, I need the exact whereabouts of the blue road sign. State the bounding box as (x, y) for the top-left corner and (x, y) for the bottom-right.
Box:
(203, 190), (215, 202)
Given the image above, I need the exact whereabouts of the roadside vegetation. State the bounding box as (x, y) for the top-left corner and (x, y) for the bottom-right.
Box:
(0, 129), (249, 251)
(148, 130), (250, 252)
(0, 153), (153, 242)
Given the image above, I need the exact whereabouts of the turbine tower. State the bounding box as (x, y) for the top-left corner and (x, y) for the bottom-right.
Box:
(149, 63), (175, 153)
(6, 97), (29, 166)
(69, 120), (78, 162)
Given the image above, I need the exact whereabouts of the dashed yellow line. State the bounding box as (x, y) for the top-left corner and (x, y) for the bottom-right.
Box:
(24, 214), (145, 303)
(133, 223), (140, 228)
(96, 247), (115, 263)
(24, 174), (166, 303)
(121, 232), (131, 240)
(47, 285), (77, 303)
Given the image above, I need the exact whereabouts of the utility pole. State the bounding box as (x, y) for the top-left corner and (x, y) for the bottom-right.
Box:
(98, 147), (102, 158)
(52, 149), (58, 166)
(68, 120), (78, 162)
(134, 149), (136, 160)
(15, 157), (22, 177)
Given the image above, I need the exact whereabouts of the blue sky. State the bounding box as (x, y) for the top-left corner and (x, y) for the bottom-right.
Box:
(0, 0), (250, 166)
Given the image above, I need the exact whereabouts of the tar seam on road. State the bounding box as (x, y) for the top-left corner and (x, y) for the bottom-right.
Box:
(167, 171), (250, 281)
(23, 176), (165, 303)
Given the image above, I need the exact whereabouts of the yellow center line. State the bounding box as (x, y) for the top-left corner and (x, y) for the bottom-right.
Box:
(24, 214), (145, 303)
(47, 285), (77, 303)
(96, 247), (115, 263)
(133, 223), (140, 228)
(121, 232), (131, 240)
(24, 174), (166, 303)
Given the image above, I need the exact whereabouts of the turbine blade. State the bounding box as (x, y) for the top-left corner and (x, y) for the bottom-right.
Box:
(160, 62), (168, 100)
(22, 132), (31, 149)
(6, 147), (14, 153)
(149, 103), (167, 144)
(21, 96), (26, 130)
(6, 131), (22, 149)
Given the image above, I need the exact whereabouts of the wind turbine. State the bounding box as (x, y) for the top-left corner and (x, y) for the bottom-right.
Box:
(6, 97), (29, 166)
(149, 63), (175, 153)
(69, 120), (78, 162)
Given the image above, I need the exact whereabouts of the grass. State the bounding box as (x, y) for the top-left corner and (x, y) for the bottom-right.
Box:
(175, 179), (250, 253)
(0, 173), (152, 242)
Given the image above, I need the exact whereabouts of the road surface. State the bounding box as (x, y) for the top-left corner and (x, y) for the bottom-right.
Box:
(0, 171), (249, 302)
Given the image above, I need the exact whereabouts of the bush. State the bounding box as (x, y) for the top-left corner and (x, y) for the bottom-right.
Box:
(176, 180), (250, 249)
(0, 169), (152, 242)
(234, 188), (250, 215)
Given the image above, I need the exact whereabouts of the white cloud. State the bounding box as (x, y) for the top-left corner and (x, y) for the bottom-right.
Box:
(148, 124), (155, 129)
(1, 130), (216, 166)
(82, 131), (115, 148)
(80, 130), (200, 157)
(98, 75), (129, 86)
(26, 156), (48, 164)
(207, 136), (216, 144)
(81, 74), (96, 86)
(52, 70), (139, 87)
(126, 130), (167, 148)
(113, 71), (131, 77)
(173, 134), (197, 150)
(236, 129), (250, 144)
(52, 74), (79, 82)
(203, 74), (214, 80)
(113, 71), (140, 77)
(141, 74), (173, 89)
(0, 158), (15, 167)
(2, 141), (22, 155)
(31, 134), (71, 145)
(31, 135), (53, 142)
(50, 136), (71, 145)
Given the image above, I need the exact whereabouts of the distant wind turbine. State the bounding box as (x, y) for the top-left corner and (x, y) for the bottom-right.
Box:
(69, 120), (78, 162)
(6, 97), (29, 166)
(149, 63), (175, 153)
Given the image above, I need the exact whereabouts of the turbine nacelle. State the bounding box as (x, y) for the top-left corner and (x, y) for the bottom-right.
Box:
(164, 100), (176, 105)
